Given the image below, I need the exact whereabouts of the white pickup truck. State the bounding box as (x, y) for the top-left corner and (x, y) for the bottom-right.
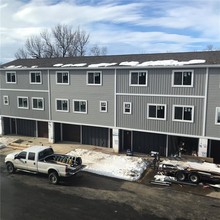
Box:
(5, 145), (84, 184)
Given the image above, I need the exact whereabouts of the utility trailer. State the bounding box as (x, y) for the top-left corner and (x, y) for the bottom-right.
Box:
(158, 162), (220, 184)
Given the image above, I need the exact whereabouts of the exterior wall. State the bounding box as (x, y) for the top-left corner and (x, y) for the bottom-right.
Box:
(0, 69), (49, 120)
(0, 70), (48, 91)
(0, 90), (49, 120)
(49, 69), (115, 126)
(116, 68), (206, 96)
(206, 68), (220, 138)
(116, 95), (204, 136)
(116, 67), (206, 137)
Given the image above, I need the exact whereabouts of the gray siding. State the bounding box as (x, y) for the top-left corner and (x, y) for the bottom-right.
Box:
(1, 70), (48, 90)
(0, 90), (49, 120)
(206, 68), (220, 138)
(0, 69), (49, 120)
(116, 95), (204, 136)
(50, 69), (115, 126)
(116, 68), (206, 96)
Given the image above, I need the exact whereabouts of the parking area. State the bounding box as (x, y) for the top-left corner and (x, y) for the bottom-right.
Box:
(1, 135), (220, 199)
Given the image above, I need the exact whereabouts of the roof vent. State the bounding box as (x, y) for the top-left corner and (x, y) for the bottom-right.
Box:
(32, 55), (39, 59)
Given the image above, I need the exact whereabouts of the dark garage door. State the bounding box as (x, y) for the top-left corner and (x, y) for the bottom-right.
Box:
(82, 126), (109, 147)
(210, 140), (220, 164)
(38, 121), (48, 138)
(133, 131), (166, 156)
(62, 124), (80, 142)
(17, 119), (36, 137)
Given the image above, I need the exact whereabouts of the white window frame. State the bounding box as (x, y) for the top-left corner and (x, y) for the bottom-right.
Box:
(6, 71), (16, 84)
(32, 97), (44, 110)
(172, 105), (194, 123)
(129, 70), (148, 86)
(17, 96), (29, 109)
(87, 71), (102, 85)
(55, 99), (69, 112)
(147, 104), (166, 120)
(123, 102), (132, 114)
(73, 99), (88, 114)
(172, 70), (194, 87)
(56, 71), (69, 85)
(29, 71), (42, 84)
(100, 101), (108, 113)
(3, 95), (9, 105)
(215, 107), (220, 125)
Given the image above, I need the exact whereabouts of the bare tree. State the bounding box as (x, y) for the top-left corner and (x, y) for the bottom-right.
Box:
(25, 35), (45, 58)
(206, 44), (214, 51)
(90, 44), (108, 56)
(41, 30), (54, 58)
(15, 48), (28, 59)
(69, 27), (89, 56)
(15, 24), (92, 58)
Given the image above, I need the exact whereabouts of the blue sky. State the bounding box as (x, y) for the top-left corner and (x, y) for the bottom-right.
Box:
(0, 0), (220, 63)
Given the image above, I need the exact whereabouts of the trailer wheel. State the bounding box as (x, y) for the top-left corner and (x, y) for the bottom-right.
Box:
(176, 171), (186, 181)
(189, 173), (200, 184)
(48, 171), (59, 185)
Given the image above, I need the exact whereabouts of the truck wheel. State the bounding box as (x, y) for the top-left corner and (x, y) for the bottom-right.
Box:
(189, 173), (200, 184)
(176, 171), (186, 181)
(6, 162), (15, 174)
(48, 171), (59, 185)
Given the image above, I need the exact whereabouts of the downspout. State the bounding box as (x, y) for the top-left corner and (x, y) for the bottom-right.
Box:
(202, 67), (209, 137)
(114, 68), (117, 127)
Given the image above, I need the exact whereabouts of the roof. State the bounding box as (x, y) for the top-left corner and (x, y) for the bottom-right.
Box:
(1, 51), (220, 69)
(24, 145), (52, 152)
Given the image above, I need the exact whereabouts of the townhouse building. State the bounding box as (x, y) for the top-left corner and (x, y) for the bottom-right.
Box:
(0, 51), (220, 163)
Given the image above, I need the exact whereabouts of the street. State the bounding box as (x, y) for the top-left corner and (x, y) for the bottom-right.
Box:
(1, 154), (220, 220)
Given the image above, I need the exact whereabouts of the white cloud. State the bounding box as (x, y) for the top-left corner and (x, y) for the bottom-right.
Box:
(0, 0), (220, 63)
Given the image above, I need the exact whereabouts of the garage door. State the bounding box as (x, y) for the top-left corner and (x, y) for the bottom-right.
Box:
(82, 126), (109, 147)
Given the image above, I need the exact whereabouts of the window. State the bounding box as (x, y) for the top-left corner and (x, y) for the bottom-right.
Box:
(87, 71), (102, 85)
(147, 104), (166, 120)
(100, 101), (107, 112)
(73, 100), (87, 113)
(32, 98), (44, 110)
(172, 70), (193, 87)
(17, 97), (29, 109)
(56, 99), (69, 112)
(130, 71), (147, 86)
(28, 152), (35, 160)
(215, 107), (220, 124)
(30, 71), (42, 84)
(173, 105), (194, 122)
(56, 71), (69, 84)
(3, 96), (9, 105)
(18, 151), (27, 159)
(123, 102), (132, 114)
(6, 72), (16, 83)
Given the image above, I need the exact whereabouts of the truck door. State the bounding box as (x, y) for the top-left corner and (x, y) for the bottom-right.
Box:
(14, 151), (28, 170)
(26, 152), (38, 172)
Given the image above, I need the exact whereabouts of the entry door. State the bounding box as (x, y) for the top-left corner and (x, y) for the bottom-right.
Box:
(123, 130), (132, 151)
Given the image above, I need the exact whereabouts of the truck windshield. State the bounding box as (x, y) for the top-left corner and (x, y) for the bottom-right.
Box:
(38, 148), (54, 160)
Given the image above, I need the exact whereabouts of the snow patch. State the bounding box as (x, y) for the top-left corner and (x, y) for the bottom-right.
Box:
(53, 63), (63, 67)
(68, 149), (148, 181)
(31, 65), (38, 68)
(119, 61), (139, 66)
(138, 59), (206, 66)
(88, 63), (117, 67)
(61, 63), (87, 67)
(5, 65), (16, 68)
(71, 63), (87, 67)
